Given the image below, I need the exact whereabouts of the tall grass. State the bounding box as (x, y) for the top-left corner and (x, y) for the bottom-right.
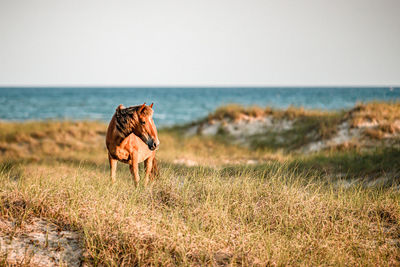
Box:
(0, 105), (399, 265)
(0, 161), (399, 265)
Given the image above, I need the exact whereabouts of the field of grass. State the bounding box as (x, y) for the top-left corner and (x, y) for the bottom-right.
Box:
(204, 101), (400, 152)
(0, 105), (399, 265)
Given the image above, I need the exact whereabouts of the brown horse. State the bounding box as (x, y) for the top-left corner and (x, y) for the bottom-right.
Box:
(106, 103), (160, 186)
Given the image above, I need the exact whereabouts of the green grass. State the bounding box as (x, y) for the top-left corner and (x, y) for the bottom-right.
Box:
(248, 111), (343, 151)
(287, 148), (400, 187)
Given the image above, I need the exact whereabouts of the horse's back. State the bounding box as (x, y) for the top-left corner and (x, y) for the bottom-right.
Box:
(106, 114), (116, 151)
(106, 114), (121, 157)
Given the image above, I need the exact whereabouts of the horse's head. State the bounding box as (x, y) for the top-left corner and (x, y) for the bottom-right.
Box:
(134, 103), (160, 151)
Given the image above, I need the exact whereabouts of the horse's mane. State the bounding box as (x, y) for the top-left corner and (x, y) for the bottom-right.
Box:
(115, 105), (153, 138)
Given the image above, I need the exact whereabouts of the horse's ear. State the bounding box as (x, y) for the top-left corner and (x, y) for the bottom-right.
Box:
(138, 103), (146, 113)
(116, 104), (125, 112)
(150, 103), (153, 109)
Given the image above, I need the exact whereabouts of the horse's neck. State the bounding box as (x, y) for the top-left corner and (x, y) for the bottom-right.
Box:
(115, 111), (138, 139)
(119, 126), (133, 139)
(115, 135), (125, 146)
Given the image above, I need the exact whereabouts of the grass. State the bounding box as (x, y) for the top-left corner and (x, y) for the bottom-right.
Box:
(208, 104), (265, 122)
(349, 101), (400, 127)
(348, 101), (400, 140)
(208, 104), (337, 123)
(206, 104), (344, 151)
(202, 102), (400, 151)
(0, 106), (399, 265)
(293, 148), (400, 180)
(248, 111), (343, 151)
(1, 161), (399, 265)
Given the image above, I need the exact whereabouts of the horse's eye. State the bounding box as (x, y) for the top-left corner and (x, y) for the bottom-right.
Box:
(140, 121), (146, 125)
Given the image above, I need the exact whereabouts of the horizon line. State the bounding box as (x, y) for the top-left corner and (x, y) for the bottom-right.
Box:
(0, 85), (398, 89)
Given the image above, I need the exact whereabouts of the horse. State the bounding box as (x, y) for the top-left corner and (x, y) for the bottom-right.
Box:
(106, 103), (160, 186)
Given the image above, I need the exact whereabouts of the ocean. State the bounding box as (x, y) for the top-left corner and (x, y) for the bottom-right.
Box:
(0, 87), (399, 126)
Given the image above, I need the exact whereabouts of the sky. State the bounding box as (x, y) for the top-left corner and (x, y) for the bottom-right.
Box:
(0, 0), (399, 87)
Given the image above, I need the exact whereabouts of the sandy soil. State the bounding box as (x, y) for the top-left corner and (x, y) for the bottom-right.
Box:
(0, 218), (84, 266)
(187, 115), (400, 153)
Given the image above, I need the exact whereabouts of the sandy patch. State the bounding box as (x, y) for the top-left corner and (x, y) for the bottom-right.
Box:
(304, 121), (362, 152)
(0, 218), (84, 266)
(173, 158), (199, 167)
(186, 112), (400, 153)
(189, 116), (294, 143)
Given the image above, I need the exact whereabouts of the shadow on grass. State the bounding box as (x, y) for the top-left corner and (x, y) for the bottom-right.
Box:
(2, 146), (399, 187)
(54, 157), (106, 169)
(291, 147), (400, 181)
(0, 159), (34, 181)
(219, 162), (321, 187)
(159, 162), (216, 178)
(215, 147), (400, 187)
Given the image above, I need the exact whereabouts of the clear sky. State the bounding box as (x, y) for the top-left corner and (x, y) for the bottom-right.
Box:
(0, 0), (399, 86)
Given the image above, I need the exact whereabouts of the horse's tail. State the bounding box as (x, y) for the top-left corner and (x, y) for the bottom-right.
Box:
(150, 157), (160, 180)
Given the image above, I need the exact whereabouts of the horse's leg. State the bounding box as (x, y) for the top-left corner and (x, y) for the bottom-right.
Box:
(144, 155), (154, 185)
(129, 153), (140, 187)
(108, 153), (117, 182)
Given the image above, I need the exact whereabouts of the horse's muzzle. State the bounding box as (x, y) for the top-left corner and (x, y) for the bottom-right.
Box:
(147, 139), (159, 151)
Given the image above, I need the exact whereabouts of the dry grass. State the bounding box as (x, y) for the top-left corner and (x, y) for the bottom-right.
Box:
(267, 106), (334, 120)
(158, 129), (286, 165)
(0, 121), (105, 161)
(1, 162), (399, 266)
(348, 101), (400, 129)
(208, 104), (342, 143)
(208, 104), (265, 122)
(209, 104), (333, 122)
(364, 122), (400, 140)
(202, 102), (400, 150)
(346, 102), (400, 140)
(0, 111), (399, 265)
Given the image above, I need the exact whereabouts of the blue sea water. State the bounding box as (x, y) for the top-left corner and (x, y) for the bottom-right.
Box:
(0, 87), (399, 126)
